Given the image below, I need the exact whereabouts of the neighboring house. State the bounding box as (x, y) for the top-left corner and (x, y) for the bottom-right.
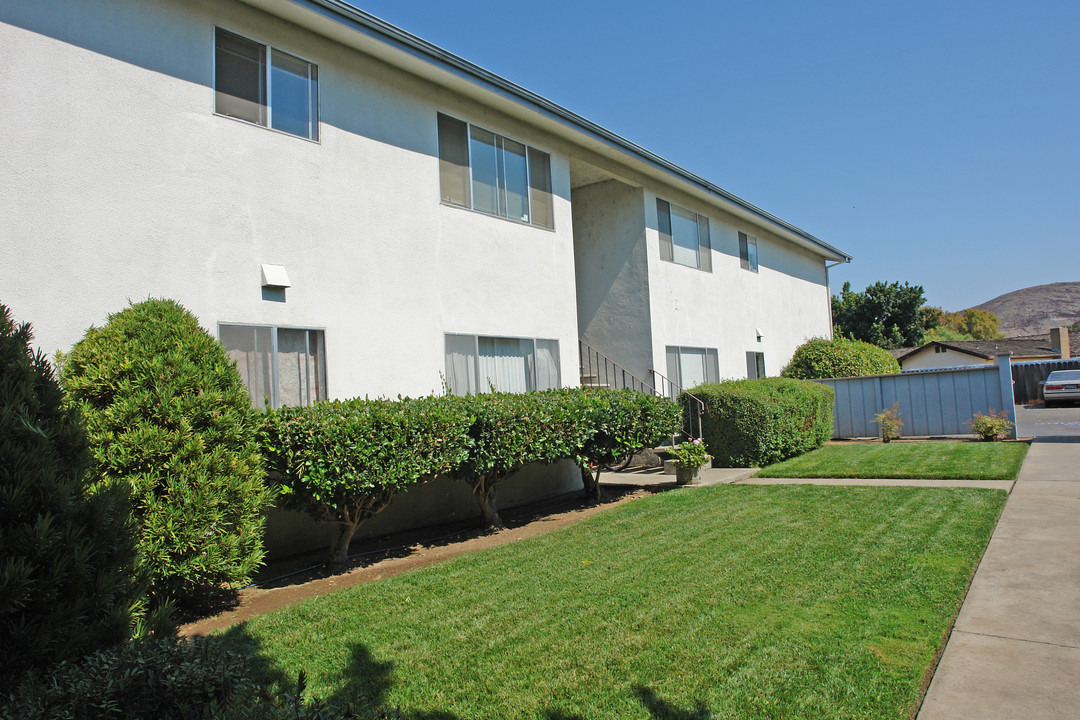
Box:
(1, 0), (850, 408)
(898, 328), (1073, 371)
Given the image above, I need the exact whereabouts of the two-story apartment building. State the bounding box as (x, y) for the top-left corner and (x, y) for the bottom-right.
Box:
(1, 0), (850, 411)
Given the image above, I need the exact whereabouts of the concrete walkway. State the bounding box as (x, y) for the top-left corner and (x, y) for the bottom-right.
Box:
(917, 440), (1080, 719)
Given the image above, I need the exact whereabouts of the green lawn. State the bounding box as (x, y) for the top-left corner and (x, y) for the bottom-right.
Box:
(219, 484), (1006, 719)
(756, 441), (1029, 480)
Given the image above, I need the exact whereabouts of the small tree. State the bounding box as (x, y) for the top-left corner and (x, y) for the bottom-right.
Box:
(260, 395), (472, 566)
(573, 389), (681, 501)
(782, 337), (900, 380)
(873, 403), (904, 443)
(451, 390), (587, 528)
(0, 304), (141, 679)
(61, 299), (274, 609)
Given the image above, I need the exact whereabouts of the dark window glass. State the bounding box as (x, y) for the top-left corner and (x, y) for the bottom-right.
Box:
(528, 147), (554, 229)
(438, 114), (471, 207)
(215, 29), (266, 126)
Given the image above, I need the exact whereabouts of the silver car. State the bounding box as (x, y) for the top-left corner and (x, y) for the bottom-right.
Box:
(1043, 369), (1080, 407)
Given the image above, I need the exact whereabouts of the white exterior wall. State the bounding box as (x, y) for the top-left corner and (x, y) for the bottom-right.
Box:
(0, 0), (579, 400)
(571, 180), (653, 382)
(901, 348), (991, 371)
(642, 189), (832, 383)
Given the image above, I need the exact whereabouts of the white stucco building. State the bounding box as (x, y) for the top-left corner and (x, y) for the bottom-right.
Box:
(1, 0), (851, 407)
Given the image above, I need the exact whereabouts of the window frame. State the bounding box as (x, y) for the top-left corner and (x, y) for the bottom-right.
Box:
(444, 333), (561, 396)
(437, 113), (555, 230)
(218, 323), (328, 409)
(656, 198), (712, 272)
(746, 351), (766, 379)
(213, 27), (320, 142)
(665, 345), (720, 396)
(739, 232), (759, 272)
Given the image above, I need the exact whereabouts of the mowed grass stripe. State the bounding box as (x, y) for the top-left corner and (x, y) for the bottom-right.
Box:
(756, 441), (1028, 479)
(220, 484), (1006, 719)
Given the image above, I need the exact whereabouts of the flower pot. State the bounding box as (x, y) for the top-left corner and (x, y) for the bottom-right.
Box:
(675, 462), (705, 485)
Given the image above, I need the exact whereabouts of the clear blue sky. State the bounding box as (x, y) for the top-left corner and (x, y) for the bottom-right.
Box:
(353, 0), (1078, 311)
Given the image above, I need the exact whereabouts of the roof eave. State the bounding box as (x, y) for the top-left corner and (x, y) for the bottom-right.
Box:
(241, 0), (852, 263)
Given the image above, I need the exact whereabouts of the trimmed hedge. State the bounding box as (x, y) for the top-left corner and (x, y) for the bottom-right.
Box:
(260, 395), (473, 564)
(60, 299), (275, 610)
(572, 388), (682, 500)
(781, 336), (900, 379)
(449, 389), (591, 528)
(688, 378), (834, 467)
(260, 388), (681, 556)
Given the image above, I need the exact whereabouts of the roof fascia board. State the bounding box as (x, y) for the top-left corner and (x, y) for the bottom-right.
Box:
(239, 0), (852, 263)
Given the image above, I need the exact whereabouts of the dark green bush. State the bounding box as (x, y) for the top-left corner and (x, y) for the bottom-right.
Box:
(0, 304), (142, 681)
(689, 378), (834, 467)
(572, 388), (681, 500)
(60, 299), (274, 610)
(260, 394), (473, 565)
(781, 336), (900, 379)
(0, 636), (358, 720)
(450, 389), (591, 527)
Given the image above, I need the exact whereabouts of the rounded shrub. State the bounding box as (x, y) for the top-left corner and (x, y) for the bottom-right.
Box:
(0, 303), (141, 680)
(60, 299), (274, 609)
(782, 336), (900, 379)
(689, 378), (834, 467)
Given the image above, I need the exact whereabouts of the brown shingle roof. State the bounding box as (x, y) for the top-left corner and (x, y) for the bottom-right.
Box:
(898, 338), (1061, 362)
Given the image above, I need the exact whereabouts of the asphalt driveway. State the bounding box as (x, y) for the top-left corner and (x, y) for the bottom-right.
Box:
(1014, 402), (1080, 439)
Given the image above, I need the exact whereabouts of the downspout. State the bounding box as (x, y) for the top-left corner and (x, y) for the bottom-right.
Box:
(824, 259), (849, 339)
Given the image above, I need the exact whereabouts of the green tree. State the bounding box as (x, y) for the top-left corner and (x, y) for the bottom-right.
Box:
(0, 304), (141, 679)
(61, 299), (275, 610)
(934, 308), (1003, 340)
(832, 281), (932, 348)
(782, 337), (900, 380)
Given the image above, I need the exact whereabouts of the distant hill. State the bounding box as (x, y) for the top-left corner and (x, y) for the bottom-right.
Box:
(973, 282), (1080, 337)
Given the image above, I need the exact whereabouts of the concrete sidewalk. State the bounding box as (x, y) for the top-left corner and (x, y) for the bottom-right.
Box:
(917, 440), (1080, 719)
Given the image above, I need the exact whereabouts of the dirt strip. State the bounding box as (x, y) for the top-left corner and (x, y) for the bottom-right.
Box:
(181, 489), (649, 636)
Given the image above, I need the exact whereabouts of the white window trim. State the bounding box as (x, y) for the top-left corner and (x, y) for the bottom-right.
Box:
(437, 114), (555, 231)
(213, 26), (321, 143)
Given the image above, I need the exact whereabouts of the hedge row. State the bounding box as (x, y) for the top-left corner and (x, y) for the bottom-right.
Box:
(685, 378), (834, 467)
(259, 388), (680, 563)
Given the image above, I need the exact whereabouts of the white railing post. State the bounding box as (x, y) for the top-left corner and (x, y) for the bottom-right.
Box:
(995, 352), (1017, 439)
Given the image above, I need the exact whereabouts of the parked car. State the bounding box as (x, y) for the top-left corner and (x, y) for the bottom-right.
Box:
(1042, 370), (1080, 407)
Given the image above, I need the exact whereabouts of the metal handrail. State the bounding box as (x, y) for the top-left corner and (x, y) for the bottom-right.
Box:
(578, 340), (657, 394)
(649, 369), (705, 440)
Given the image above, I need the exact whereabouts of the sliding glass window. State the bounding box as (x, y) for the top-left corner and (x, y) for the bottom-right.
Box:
(444, 334), (561, 396)
(438, 113), (554, 229)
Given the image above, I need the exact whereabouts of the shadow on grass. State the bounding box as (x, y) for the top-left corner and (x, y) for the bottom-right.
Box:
(219, 624), (712, 719)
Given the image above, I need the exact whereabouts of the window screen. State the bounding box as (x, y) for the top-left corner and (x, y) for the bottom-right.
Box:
(739, 232), (759, 272)
(215, 29), (266, 126)
(438, 114), (471, 207)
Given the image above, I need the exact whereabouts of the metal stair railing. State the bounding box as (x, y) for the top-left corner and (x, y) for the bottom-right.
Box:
(649, 369), (705, 440)
(578, 340), (657, 394)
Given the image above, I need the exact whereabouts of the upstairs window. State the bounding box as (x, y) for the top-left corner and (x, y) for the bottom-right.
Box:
(445, 334), (560, 395)
(220, 324), (327, 409)
(215, 28), (319, 141)
(657, 199), (711, 271)
(739, 232), (759, 272)
(437, 113), (554, 229)
(665, 345), (720, 394)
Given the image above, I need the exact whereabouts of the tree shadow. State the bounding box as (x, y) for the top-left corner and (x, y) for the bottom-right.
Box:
(219, 625), (712, 720)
